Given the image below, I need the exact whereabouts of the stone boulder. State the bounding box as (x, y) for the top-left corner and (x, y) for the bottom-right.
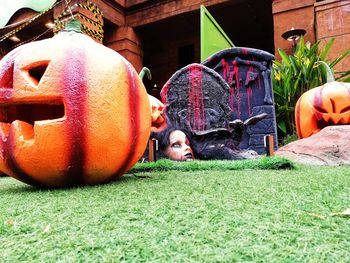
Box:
(275, 125), (350, 165)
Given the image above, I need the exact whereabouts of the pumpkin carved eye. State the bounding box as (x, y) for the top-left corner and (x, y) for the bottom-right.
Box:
(340, 105), (350, 113)
(314, 98), (337, 113)
(24, 61), (49, 86)
(313, 105), (327, 113)
(330, 98), (336, 113)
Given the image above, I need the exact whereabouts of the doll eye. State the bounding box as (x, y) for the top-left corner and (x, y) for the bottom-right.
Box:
(172, 142), (181, 148)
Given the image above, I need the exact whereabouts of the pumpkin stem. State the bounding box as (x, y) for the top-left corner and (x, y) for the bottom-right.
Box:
(63, 19), (82, 33)
(317, 61), (335, 82)
(139, 67), (152, 81)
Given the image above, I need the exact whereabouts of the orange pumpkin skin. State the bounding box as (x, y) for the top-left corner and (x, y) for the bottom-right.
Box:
(148, 94), (166, 132)
(295, 81), (350, 139)
(0, 29), (151, 187)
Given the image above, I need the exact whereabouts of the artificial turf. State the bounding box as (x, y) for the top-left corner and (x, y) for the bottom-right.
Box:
(131, 156), (295, 172)
(0, 162), (349, 262)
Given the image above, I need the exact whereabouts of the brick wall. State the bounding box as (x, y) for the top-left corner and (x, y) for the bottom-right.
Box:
(104, 26), (144, 72)
(273, 0), (350, 75)
(315, 0), (350, 75)
(272, 0), (316, 59)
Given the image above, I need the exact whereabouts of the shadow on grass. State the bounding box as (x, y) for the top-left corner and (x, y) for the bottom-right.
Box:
(0, 156), (295, 194)
(0, 173), (151, 195)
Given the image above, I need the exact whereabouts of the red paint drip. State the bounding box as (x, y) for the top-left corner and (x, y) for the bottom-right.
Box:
(188, 66), (204, 131)
(229, 71), (235, 113)
(195, 68), (200, 130)
(199, 69), (205, 131)
(232, 61), (241, 119)
(251, 56), (255, 62)
(246, 66), (254, 115)
(242, 48), (249, 55)
(160, 83), (169, 115)
(187, 71), (194, 129)
(221, 59), (227, 81)
(221, 59), (235, 112)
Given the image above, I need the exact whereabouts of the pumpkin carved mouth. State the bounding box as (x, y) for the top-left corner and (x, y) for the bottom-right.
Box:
(0, 103), (64, 125)
(0, 102), (65, 140)
(313, 103), (350, 129)
(316, 116), (350, 130)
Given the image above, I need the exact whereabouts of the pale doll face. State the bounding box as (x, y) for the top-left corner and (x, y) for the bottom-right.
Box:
(164, 130), (194, 161)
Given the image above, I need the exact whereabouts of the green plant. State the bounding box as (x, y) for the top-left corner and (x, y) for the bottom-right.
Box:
(272, 37), (350, 141)
(282, 133), (298, 145)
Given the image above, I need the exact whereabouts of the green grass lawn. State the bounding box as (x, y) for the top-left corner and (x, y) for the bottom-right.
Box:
(0, 161), (349, 262)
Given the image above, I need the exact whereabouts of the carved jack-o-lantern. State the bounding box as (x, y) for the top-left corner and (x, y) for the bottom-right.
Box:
(0, 21), (152, 188)
(295, 81), (350, 139)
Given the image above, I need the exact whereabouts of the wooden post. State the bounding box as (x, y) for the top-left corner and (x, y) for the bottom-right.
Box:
(264, 135), (275, 156)
(148, 139), (157, 162)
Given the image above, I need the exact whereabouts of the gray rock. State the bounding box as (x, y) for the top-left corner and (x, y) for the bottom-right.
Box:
(275, 125), (350, 165)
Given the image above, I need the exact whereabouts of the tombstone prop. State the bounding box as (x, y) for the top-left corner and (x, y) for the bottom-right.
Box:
(190, 113), (267, 160)
(161, 63), (232, 133)
(160, 63), (266, 160)
(202, 47), (277, 153)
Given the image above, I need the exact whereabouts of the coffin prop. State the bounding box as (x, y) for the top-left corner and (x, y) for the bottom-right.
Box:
(202, 47), (277, 153)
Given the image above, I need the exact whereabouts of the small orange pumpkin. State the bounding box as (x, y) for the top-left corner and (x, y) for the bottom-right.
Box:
(295, 81), (350, 139)
(0, 20), (152, 187)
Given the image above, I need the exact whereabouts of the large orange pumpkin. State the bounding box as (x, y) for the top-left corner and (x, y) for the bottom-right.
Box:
(0, 21), (152, 188)
(295, 81), (350, 139)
